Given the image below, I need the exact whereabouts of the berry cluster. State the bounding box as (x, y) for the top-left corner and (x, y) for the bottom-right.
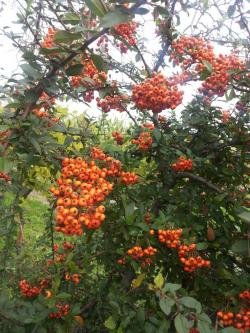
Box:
(200, 54), (244, 97)
(217, 310), (250, 332)
(113, 21), (137, 53)
(41, 28), (56, 49)
(142, 122), (155, 130)
(96, 94), (128, 113)
(0, 171), (11, 182)
(51, 157), (111, 234)
(189, 329), (199, 333)
(33, 92), (59, 127)
(0, 129), (11, 144)
(112, 131), (124, 145)
(70, 56), (107, 101)
(171, 156), (193, 172)
(65, 273), (80, 284)
(48, 241), (75, 265)
(222, 110), (231, 123)
(33, 108), (59, 127)
(240, 290), (250, 305)
(51, 149), (138, 235)
(152, 229), (211, 273)
(97, 35), (109, 53)
(144, 212), (151, 224)
(120, 171), (138, 185)
(171, 36), (244, 97)
(127, 246), (157, 266)
(49, 304), (70, 319)
(158, 229), (183, 248)
(132, 132), (153, 151)
(132, 73), (183, 113)
(178, 244), (210, 272)
(171, 36), (214, 70)
(19, 279), (47, 298)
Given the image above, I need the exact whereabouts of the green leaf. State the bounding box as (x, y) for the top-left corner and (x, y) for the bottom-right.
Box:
(30, 138), (42, 154)
(174, 314), (189, 333)
(104, 316), (116, 330)
(197, 319), (214, 333)
(220, 328), (240, 333)
(21, 64), (40, 79)
(231, 240), (248, 255)
(153, 129), (161, 142)
(159, 298), (175, 315)
(202, 60), (213, 72)
(163, 283), (181, 294)
(54, 30), (82, 43)
(236, 208), (250, 224)
(66, 64), (84, 76)
(85, 0), (107, 17)
(0, 157), (13, 172)
(101, 10), (129, 28)
(61, 12), (80, 24)
(91, 54), (105, 72)
(180, 296), (202, 314)
(154, 272), (164, 289)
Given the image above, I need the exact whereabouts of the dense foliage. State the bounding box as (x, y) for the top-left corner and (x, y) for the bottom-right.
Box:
(0, 0), (249, 332)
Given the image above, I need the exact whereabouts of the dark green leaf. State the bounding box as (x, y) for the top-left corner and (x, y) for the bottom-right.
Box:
(91, 53), (104, 71)
(231, 240), (248, 255)
(54, 30), (82, 43)
(66, 64), (84, 76)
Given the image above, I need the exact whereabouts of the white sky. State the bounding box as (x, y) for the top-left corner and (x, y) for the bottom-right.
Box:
(0, 1), (247, 121)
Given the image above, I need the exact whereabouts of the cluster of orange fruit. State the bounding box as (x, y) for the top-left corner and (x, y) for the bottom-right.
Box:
(132, 73), (183, 113)
(222, 110), (231, 123)
(127, 246), (157, 266)
(32, 92), (59, 127)
(150, 229), (210, 273)
(171, 156), (193, 172)
(19, 279), (47, 298)
(112, 131), (124, 145)
(65, 273), (80, 284)
(0, 171), (11, 182)
(41, 28), (56, 49)
(132, 132), (153, 151)
(96, 94), (128, 113)
(70, 56), (107, 94)
(240, 290), (250, 304)
(47, 242), (74, 266)
(158, 229), (182, 248)
(113, 21), (137, 53)
(51, 148), (139, 235)
(120, 171), (138, 185)
(178, 244), (210, 272)
(171, 36), (244, 97)
(217, 309), (250, 332)
(49, 303), (70, 319)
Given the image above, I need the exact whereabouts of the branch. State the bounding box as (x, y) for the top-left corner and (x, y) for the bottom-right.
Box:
(134, 44), (151, 76)
(175, 171), (222, 193)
